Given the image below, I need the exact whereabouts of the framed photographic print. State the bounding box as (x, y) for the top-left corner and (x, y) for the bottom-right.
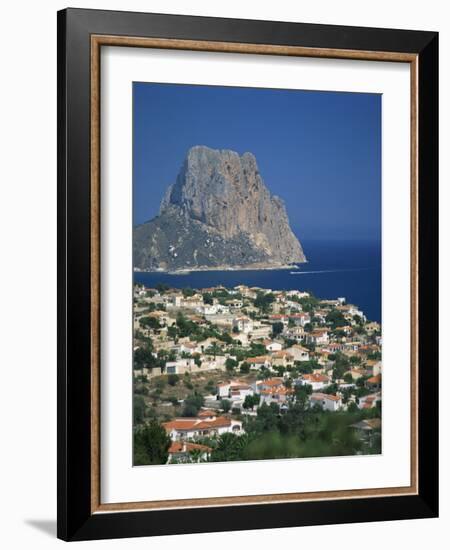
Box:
(57, 8), (438, 541)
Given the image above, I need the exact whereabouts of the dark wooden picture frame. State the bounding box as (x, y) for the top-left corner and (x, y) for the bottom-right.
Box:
(57, 8), (438, 541)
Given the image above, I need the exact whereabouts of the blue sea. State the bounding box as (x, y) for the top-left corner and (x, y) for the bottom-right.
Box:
(134, 239), (381, 323)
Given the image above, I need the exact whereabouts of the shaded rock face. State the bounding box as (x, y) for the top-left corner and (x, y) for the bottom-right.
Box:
(134, 146), (306, 271)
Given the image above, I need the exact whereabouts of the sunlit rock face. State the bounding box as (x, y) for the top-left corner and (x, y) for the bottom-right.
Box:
(134, 146), (306, 271)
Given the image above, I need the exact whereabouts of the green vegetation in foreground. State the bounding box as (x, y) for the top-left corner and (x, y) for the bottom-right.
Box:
(133, 399), (381, 465)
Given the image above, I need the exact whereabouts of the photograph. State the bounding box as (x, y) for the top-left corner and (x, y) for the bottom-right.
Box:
(132, 82), (383, 466)
(53, 6), (438, 541)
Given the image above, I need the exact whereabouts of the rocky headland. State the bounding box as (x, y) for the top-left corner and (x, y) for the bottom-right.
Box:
(134, 146), (306, 272)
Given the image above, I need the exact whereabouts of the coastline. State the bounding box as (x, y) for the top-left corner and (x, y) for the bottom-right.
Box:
(134, 262), (305, 275)
(133, 240), (381, 323)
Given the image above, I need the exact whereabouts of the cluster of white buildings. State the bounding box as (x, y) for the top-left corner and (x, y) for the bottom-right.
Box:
(134, 283), (382, 421)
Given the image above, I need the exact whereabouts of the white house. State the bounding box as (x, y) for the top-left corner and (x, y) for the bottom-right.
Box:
(284, 326), (305, 342)
(215, 304), (231, 314)
(265, 341), (283, 352)
(250, 323), (272, 339)
(286, 290), (310, 299)
(232, 316), (254, 334)
(259, 385), (293, 406)
(196, 304), (218, 315)
(167, 441), (212, 463)
(226, 298), (243, 310)
(254, 378), (293, 405)
(269, 314), (289, 325)
(248, 355), (272, 370)
(306, 329), (329, 345)
(181, 295), (204, 309)
(200, 356), (227, 372)
(309, 393), (342, 411)
(347, 305), (366, 320)
(358, 393), (381, 410)
(231, 332), (249, 346)
(163, 416), (243, 441)
(298, 373), (330, 391)
(217, 381), (253, 400)
(165, 358), (196, 375)
(217, 382), (231, 399)
(255, 378), (285, 392)
(271, 351), (294, 368)
(288, 313), (311, 327)
(285, 344), (310, 362)
(172, 341), (201, 355)
(229, 383), (254, 402)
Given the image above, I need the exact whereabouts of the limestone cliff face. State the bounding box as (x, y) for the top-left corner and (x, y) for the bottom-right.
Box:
(134, 146), (306, 271)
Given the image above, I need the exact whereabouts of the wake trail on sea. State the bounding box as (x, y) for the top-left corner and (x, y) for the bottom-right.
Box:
(290, 268), (373, 275)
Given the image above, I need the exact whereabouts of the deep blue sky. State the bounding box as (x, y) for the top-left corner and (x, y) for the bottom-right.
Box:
(133, 83), (381, 241)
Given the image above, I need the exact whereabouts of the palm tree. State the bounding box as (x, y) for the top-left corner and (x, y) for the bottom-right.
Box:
(209, 341), (221, 360)
(188, 448), (205, 463)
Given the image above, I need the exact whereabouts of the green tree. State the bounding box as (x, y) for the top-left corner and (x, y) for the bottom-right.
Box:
(243, 394), (260, 410)
(205, 379), (217, 395)
(332, 352), (350, 380)
(208, 341), (221, 360)
(219, 331), (233, 345)
(240, 361), (250, 374)
(220, 399), (232, 413)
(249, 402), (279, 433)
(297, 295), (319, 313)
(139, 316), (162, 331)
(254, 292), (275, 313)
(294, 384), (312, 410)
(155, 283), (170, 293)
(325, 309), (347, 328)
(203, 293), (213, 305)
(225, 357), (238, 372)
(133, 395), (147, 424)
(134, 345), (158, 371)
(182, 392), (205, 417)
(271, 322), (284, 338)
(249, 342), (266, 356)
(189, 448), (206, 463)
(167, 373), (179, 386)
(344, 372), (354, 384)
(210, 433), (250, 462)
(176, 312), (200, 338)
(133, 421), (171, 465)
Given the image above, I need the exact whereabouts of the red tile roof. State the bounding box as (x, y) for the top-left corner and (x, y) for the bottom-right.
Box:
(250, 356), (270, 363)
(163, 416), (231, 432)
(257, 378), (284, 387)
(169, 441), (212, 454)
(303, 373), (329, 383)
(260, 387), (293, 396)
(310, 393), (341, 402)
(197, 409), (217, 417)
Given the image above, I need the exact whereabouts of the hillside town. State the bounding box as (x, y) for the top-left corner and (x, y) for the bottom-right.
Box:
(133, 283), (382, 465)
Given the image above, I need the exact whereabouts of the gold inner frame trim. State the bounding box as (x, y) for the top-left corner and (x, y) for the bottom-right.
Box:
(90, 34), (419, 514)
